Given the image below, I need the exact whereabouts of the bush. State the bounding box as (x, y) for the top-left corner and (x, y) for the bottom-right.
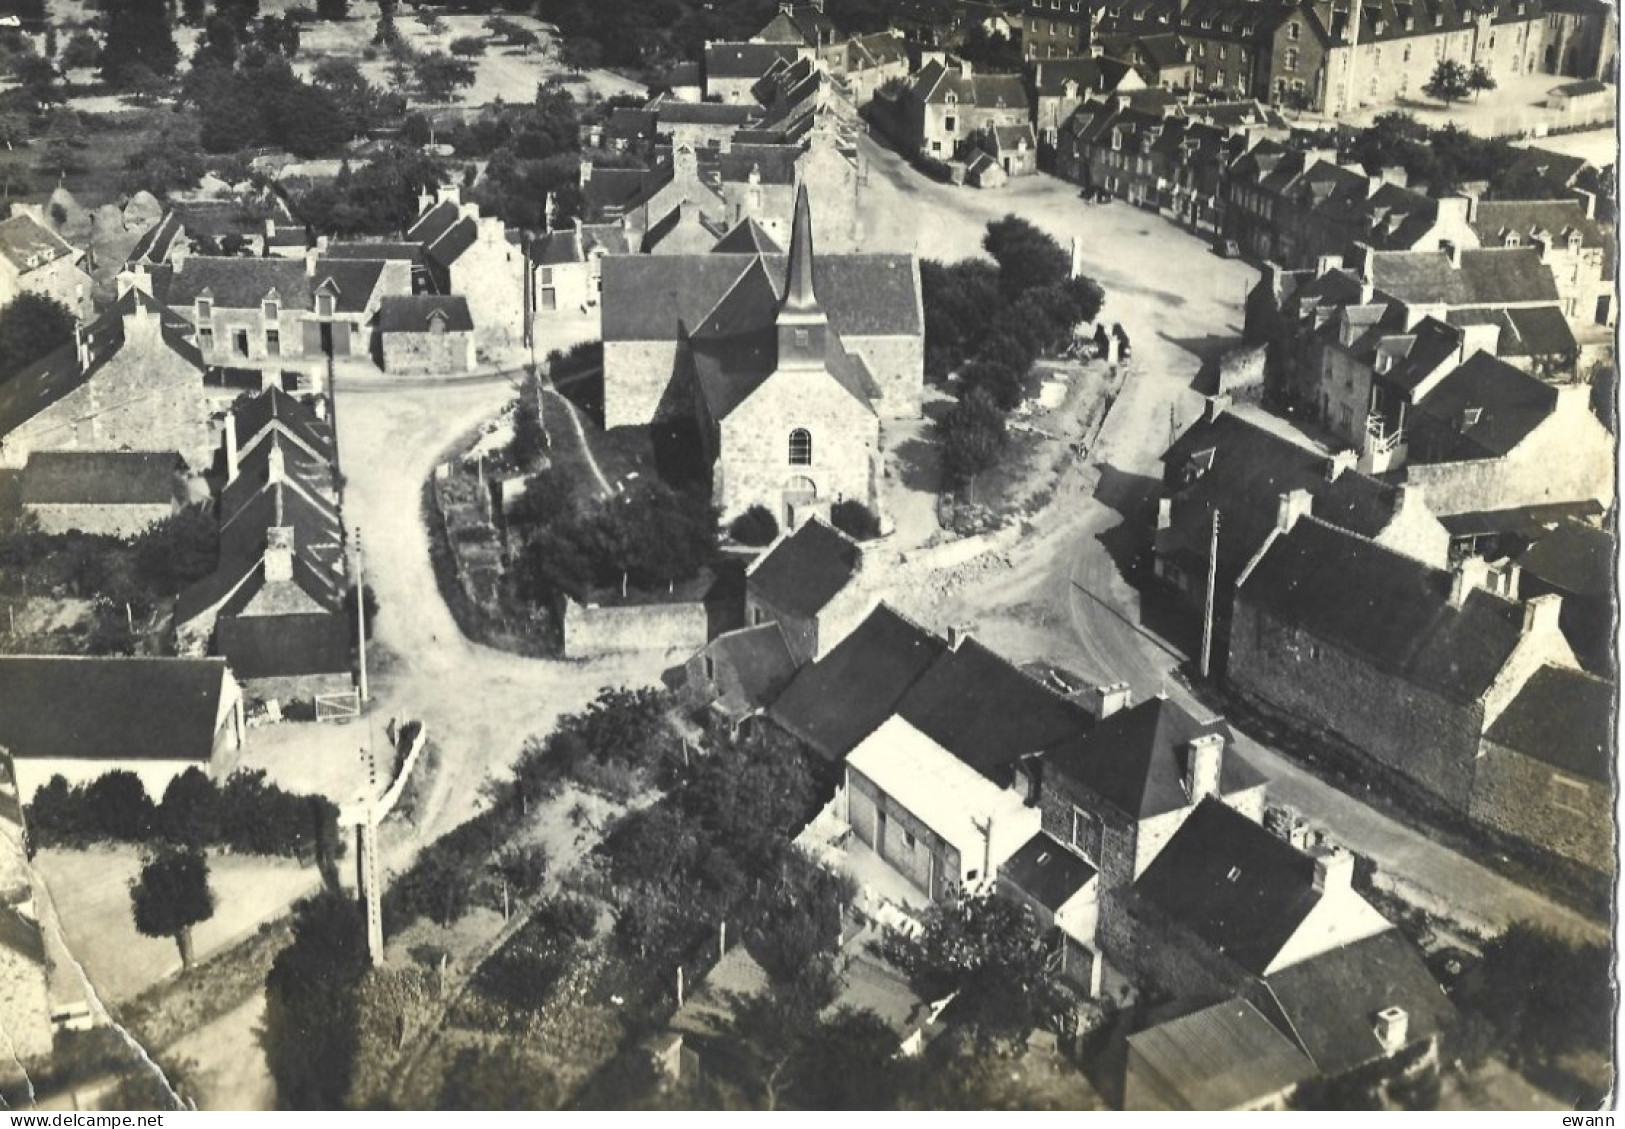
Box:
(828, 500), (881, 541)
(728, 505), (778, 546)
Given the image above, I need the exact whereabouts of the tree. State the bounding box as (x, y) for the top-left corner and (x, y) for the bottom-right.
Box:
(264, 892), (369, 1108)
(1423, 58), (1471, 107)
(84, 771), (155, 840)
(315, 0), (348, 18)
(0, 292), (74, 380)
(181, 0), (207, 24)
(1467, 63), (1497, 101)
(829, 500), (881, 540)
(510, 374), (545, 465)
(1455, 922), (1614, 1071)
(558, 35), (600, 70)
(983, 214), (1071, 297)
(130, 846), (215, 968)
(100, 0), (181, 84)
(937, 387), (1009, 486)
(60, 31), (101, 70)
(414, 52), (476, 101)
(727, 504), (778, 546)
(134, 505), (219, 594)
(881, 890), (1064, 1049)
(449, 35), (486, 58)
(158, 768), (223, 847)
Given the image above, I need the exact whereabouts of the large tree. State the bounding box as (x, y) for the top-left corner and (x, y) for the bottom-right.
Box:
(130, 846), (215, 968)
(264, 893), (370, 1108)
(0, 292), (74, 381)
(1423, 58), (1472, 107)
(100, 0), (180, 85)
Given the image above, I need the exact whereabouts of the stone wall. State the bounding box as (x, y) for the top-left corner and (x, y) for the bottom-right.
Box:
(26, 501), (173, 537)
(561, 595), (708, 658)
(1228, 600), (1484, 809)
(450, 225), (526, 352)
(603, 340), (681, 428)
(1037, 780), (1137, 890)
(1099, 889), (1245, 1003)
(14, 253), (94, 320)
(746, 590), (817, 665)
(383, 329), (474, 375)
(849, 331), (926, 420)
(0, 309), (215, 470)
(0, 943), (52, 1081)
(1216, 343), (1268, 402)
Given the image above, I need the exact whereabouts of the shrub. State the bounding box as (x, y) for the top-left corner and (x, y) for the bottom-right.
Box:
(728, 504), (778, 546)
(829, 500), (881, 541)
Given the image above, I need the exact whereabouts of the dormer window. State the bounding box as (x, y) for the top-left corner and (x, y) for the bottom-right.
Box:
(263, 297), (279, 320)
(1504, 232), (1521, 247)
(317, 293), (335, 317)
(945, 90), (957, 103)
(1461, 407), (1483, 428)
(429, 312), (448, 335)
(24, 254), (37, 269)
(196, 293), (213, 320)
(41, 249), (54, 262)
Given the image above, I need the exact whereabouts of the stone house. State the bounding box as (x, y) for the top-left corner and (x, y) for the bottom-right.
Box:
(892, 57), (1031, 161)
(379, 295), (476, 375)
(1104, 798), (1456, 1087)
(997, 830), (1102, 990)
(0, 288), (214, 471)
(1514, 518), (1613, 675)
(648, 98), (761, 151)
(839, 30), (912, 103)
(530, 220), (635, 319)
(600, 188), (924, 520)
(744, 516), (870, 663)
(1542, 0), (1617, 78)
(0, 656), (244, 802)
(703, 41), (809, 103)
(1019, 0), (1091, 60)
(1228, 511), (1579, 810)
(1467, 198), (1615, 325)
(579, 145), (728, 250)
(844, 714), (1042, 902)
(1029, 55), (1147, 146)
(0, 213), (94, 320)
(681, 622), (799, 734)
(1468, 663), (1613, 873)
(19, 450), (183, 536)
(1154, 398), (1451, 630)
(406, 186), (524, 353)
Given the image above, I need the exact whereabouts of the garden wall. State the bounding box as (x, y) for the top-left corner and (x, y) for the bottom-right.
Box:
(560, 596), (708, 659)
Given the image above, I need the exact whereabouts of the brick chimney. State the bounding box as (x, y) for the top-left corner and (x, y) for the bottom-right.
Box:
(1374, 1006), (1409, 1054)
(1311, 845), (1354, 892)
(1185, 732), (1224, 801)
(1093, 681), (1132, 719)
(1521, 592), (1562, 636)
(267, 441), (285, 486)
(265, 525), (295, 583)
(1276, 488), (1312, 532)
(1448, 556), (1491, 609)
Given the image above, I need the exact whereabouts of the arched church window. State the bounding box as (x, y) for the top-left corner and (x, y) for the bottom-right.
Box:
(788, 428), (812, 465)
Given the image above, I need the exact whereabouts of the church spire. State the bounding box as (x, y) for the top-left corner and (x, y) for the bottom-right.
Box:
(782, 183), (821, 317)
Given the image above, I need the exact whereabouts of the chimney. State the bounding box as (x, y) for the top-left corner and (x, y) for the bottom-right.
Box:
(1521, 592), (1562, 636)
(1276, 488), (1312, 532)
(312, 395), (328, 421)
(1448, 556), (1491, 608)
(264, 217), (276, 241)
(123, 299), (158, 345)
(1573, 187), (1597, 219)
(265, 526), (295, 583)
(674, 144), (698, 184)
(1374, 1006), (1409, 1054)
(1185, 732), (1224, 801)
(225, 414), (239, 480)
(305, 249), (318, 278)
(1093, 681), (1132, 719)
(1157, 496), (1173, 530)
(437, 184), (461, 206)
(171, 241), (188, 271)
(578, 160), (593, 186)
(418, 189), (435, 213)
(1315, 253), (1339, 277)
(1204, 393), (1231, 422)
(1380, 165), (1407, 188)
(1359, 278), (1375, 305)
(946, 624), (975, 651)
(1441, 239), (1462, 268)
(956, 56), (972, 78)
(1351, 243), (1374, 283)
(73, 319), (89, 370)
(1311, 846), (1354, 892)
(1070, 236), (1083, 279)
(267, 441), (285, 485)
(1326, 449), (1357, 480)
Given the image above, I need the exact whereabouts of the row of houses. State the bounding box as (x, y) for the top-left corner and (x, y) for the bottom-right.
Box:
(675, 522), (1459, 1105)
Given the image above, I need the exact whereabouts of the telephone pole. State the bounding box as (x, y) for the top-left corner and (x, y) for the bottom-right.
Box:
(355, 528), (369, 707)
(1200, 510), (1220, 680)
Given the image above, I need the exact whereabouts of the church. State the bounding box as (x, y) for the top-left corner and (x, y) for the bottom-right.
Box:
(599, 186), (923, 527)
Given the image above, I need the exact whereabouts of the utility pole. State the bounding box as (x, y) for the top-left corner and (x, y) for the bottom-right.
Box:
(1200, 510), (1220, 680)
(355, 528), (369, 707)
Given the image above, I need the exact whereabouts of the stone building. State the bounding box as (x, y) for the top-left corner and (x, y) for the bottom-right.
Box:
(379, 295), (476, 375)
(744, 516), (870, 663)
(1542, 0), (1617, 78)
(19, 450), (183, 536)
(0, 287), (215, 470)
(406, 186), (524, 353)
(599, 187), (923, 521)
(530, 220), (635, 321)
(1229, 512), (1579, 810)
(681, 622), (799, 734)
(0, 213), (94, 320)
(890, 57), (1032, 161)
(1466, 197), (1615, 325)
(1468, 663), (1613, 873)
(703, 41), (808, 103)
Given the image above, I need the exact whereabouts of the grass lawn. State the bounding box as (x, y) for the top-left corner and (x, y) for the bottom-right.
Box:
(0, 108), (171, 209)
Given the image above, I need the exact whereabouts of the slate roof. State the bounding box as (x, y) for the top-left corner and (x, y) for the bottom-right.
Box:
(165, 256), (313, 310)
(126, 211), (184, 267)
(1469, 199), (1612, 261)
(718, 143), (801, 185)
(1127, 998), (1317, 1110)
(0, 289), (203, 443)
(406, 198), (462, 246)
(1043, 696), (1266, 820)
(1516, 519), (1613, 597)
(378, 295), (474, 334)
(748, 518), (861, 619)
(704, 41), (802, 80)
(895, 636), (1093, 782)
(1031, 55), (1141, 97)
(322, 241), (425, 265)
(19, 450), (181, 507)
(1000, 831), (1096, 912)
(712, 217), (782, 255)
(0, 657), (230, 762)
(769, 603), (948, 762)
(1503, 146), (1589, 191)
(909, 60), (1030, 110)
(311, 258), (391, 314)
(1484, 664), (1614, 781)
(216, 612), (352, 679)
(601, 252), (921, 340)
(170, 200), (267, 239)
(1134, 798), (1323, 975)
(1406, 351), (1557, 462)
(656, 101), (758, 127)
(230, 386), (333, 462)
(1158, 409), (1406, 583)
(1372, 316), (1465, 396)
(1259, 930), (1457, 1077)
(700, 623), (799, 715)
(1367, 248), (1560, 307)
(1437, 499), (1605, 540)
(0, 214), (77, 274)
(1443, 306), (1578, 359)
(423, 217), (478, 270)
(1237, 516), (1527, 704)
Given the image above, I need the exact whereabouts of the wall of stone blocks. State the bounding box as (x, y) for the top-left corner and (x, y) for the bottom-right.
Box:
(561, 596), (708, 658)
(27, 502), (173, 537)
(1469, 739), (1613, 874)
(603, 340), (682, 428)
(848, 333), (925, 420)
(384, 330), (474, 375)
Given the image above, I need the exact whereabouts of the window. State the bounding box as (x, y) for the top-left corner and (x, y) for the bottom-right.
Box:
(317, 293), (334, 317)
(262, 299), (278, 320)
(234, 329), (250, 356)
(539, 267), (554, 285)
(904, 829), (917, 849)
(945, 114), (957, 132)
(788, 428), (812, 465)
(1070, 807), (1103, 863)
(199, 327), (214, 352)
(266, 328), (280, 356)
(753, 608), (764, 626)
(794, 328), (809, 348)
(703, 655), (715, 681)
(1285, 47), (1298, 71)
(196, 297), (212, 320)
(1286, 20), (1299, 39)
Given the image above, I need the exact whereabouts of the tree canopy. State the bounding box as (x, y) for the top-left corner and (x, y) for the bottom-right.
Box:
(1422, 59), (1471, 107)
(130, 846), (215, 968)
(100, 0), (181, 85)
(264, 892), (370, 1108)
(0, 291), (74, 381)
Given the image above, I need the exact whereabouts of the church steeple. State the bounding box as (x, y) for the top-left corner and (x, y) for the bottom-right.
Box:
(777, 184), (827, 368)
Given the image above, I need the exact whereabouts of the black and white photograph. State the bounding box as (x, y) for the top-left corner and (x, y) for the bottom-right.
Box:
(0, 0), (1615, 1112)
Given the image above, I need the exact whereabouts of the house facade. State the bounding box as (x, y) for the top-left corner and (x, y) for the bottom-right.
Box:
(0, 213), (94, 320)
(407, 186), (523, 353)
(379, 296), (476, 375)
(18, 451), (182, 537)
